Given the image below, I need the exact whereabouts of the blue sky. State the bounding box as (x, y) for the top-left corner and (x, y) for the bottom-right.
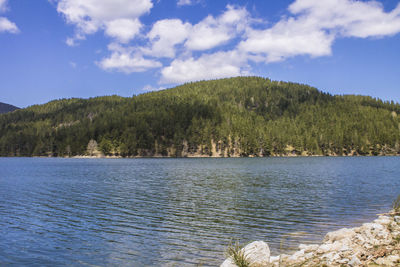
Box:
(0, 0), (400, 108)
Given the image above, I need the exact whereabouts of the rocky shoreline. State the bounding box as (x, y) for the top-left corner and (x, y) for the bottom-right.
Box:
(221, 211), (400, 266)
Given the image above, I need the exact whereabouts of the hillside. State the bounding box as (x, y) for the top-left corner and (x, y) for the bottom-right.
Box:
(0, 77), (399, 157)
(0, 102), (19, 114)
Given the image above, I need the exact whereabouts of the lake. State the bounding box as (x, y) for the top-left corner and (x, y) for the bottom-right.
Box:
(0, 157), (399, 266)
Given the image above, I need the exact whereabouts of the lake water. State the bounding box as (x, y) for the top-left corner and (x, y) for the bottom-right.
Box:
(0, 157), (399, 266)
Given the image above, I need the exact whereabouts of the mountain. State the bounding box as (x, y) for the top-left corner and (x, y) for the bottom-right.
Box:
(0, 76), (399, 157)
(0, 102), (19, 114)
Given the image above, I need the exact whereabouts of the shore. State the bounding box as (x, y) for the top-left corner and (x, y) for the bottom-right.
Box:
(222, 210), (400, 266)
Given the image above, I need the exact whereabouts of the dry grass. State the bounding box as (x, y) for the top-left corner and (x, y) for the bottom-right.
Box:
(225, 241), (250, 267)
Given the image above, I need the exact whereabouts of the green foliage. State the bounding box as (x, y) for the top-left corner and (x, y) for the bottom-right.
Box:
(0, 77), (400, 157)
(393, 195), (400, 213)
(225, 241), (250, 267)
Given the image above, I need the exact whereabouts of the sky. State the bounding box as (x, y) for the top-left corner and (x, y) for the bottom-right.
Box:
(0, 0), (400, 108)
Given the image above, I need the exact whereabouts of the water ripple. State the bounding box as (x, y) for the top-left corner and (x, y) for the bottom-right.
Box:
(0, 157), (399, 266)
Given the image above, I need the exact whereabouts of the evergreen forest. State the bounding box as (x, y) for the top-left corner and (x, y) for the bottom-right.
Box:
(1, 77), (400, 157)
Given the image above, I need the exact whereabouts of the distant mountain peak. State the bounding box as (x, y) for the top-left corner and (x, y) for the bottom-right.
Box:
(0, 102), (19, 114)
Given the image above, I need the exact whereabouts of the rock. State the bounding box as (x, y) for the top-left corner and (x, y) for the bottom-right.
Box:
(221, 241), (270, 267)
(304, 252), (314, 260)
(298, 244), (319, 252)
(349, 255), (361, 266)
(364, 222), (384, 231)
(394, 216), (400, 223)
(324, 228), (356, 243)
(374, 216), (392, 225)
(317, 243), (333, 254)
(220, 257), (236, 267)
(375, 255), (400, 265)
(338, 258), (350, 264)
(269, 255), (280, 263)
(322, 251), (340, 263)
(317, 241), (343, 254)
(289, 249), (305, 262)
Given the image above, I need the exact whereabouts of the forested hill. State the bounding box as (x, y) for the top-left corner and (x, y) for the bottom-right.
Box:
(0, 102), (19, 114)
(1, 76), (400, 157)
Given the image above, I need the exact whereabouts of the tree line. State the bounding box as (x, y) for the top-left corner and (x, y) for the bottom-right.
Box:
(1, 77), (399, 157)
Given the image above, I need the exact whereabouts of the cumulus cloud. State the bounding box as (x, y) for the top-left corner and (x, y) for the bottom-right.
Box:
(0, 0), (19, 34)
(141, 5), (249, 58)
(240, 0), (400, 62)
(239, 18), (335, 62)
(98, 43), (162, 73)
(57, 0), (152, 45)
(143, 19), (191, 58)
(56, 0), (400, 84)
(0, 17), (18, 33)
(185, 5), (250, 51)
(104, 18), (142, 43)
(160, 50), (250, 84)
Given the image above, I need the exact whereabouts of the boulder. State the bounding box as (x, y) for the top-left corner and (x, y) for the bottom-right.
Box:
(323, 227), (356, 243)
(221, 241), (270, 267)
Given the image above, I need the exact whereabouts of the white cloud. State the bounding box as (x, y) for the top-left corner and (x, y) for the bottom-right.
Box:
(141, 5), (250, 57)
(160, 50), (249, 84)
(142, 84), (165, 91)
(104, 18), (142, 43)
(55, 0), (400, 85)
(0, 17), (18, 33)
(144, 19), (191, 58)
(57, 0), (152, 44)
(0, 0), (7, 12)
(239, 18), (335, 62)
(290, 0), (400, 38)
(0, 0), (19, 34)
(240, 0), (400, 62)
(185, 5), (249, 51)
(98, 43), (162, 73)
(177, 0), (193, 6)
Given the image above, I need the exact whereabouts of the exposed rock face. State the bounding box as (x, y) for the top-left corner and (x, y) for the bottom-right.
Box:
(221, 241), (270, 267)
(221, 211), (400, 267)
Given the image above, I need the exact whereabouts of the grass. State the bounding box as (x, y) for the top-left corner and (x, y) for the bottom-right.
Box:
(393, 194), (400, 213)
(225, 241), (250, 267)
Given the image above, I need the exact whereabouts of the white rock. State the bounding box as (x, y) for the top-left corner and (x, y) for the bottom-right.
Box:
(394, 216), (400, 223)
(298, 244), (319, 252)
(339, 243), (351, 251)
(338, 258), (350, 264)
(364, 222), (384, 231)
(322, 251), (340, 263)
(220, 257), (236, 267)
(374, 216), (392, 225)
(221, 241), (270, 267)
(269, 255), (280, 263)
(289, 249), (305, 261)
(349, 255), (361, 266)
(324, 228), (356, 243)
(317, 243), (335, 254)
(304, 252), (314, 260)
(375, 255), (400, 265)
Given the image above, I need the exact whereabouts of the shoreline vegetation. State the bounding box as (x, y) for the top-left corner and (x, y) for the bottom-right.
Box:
(222, 209), (400, 267)
(1, 77), (400, 158)
(30, 153), (400, 159)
